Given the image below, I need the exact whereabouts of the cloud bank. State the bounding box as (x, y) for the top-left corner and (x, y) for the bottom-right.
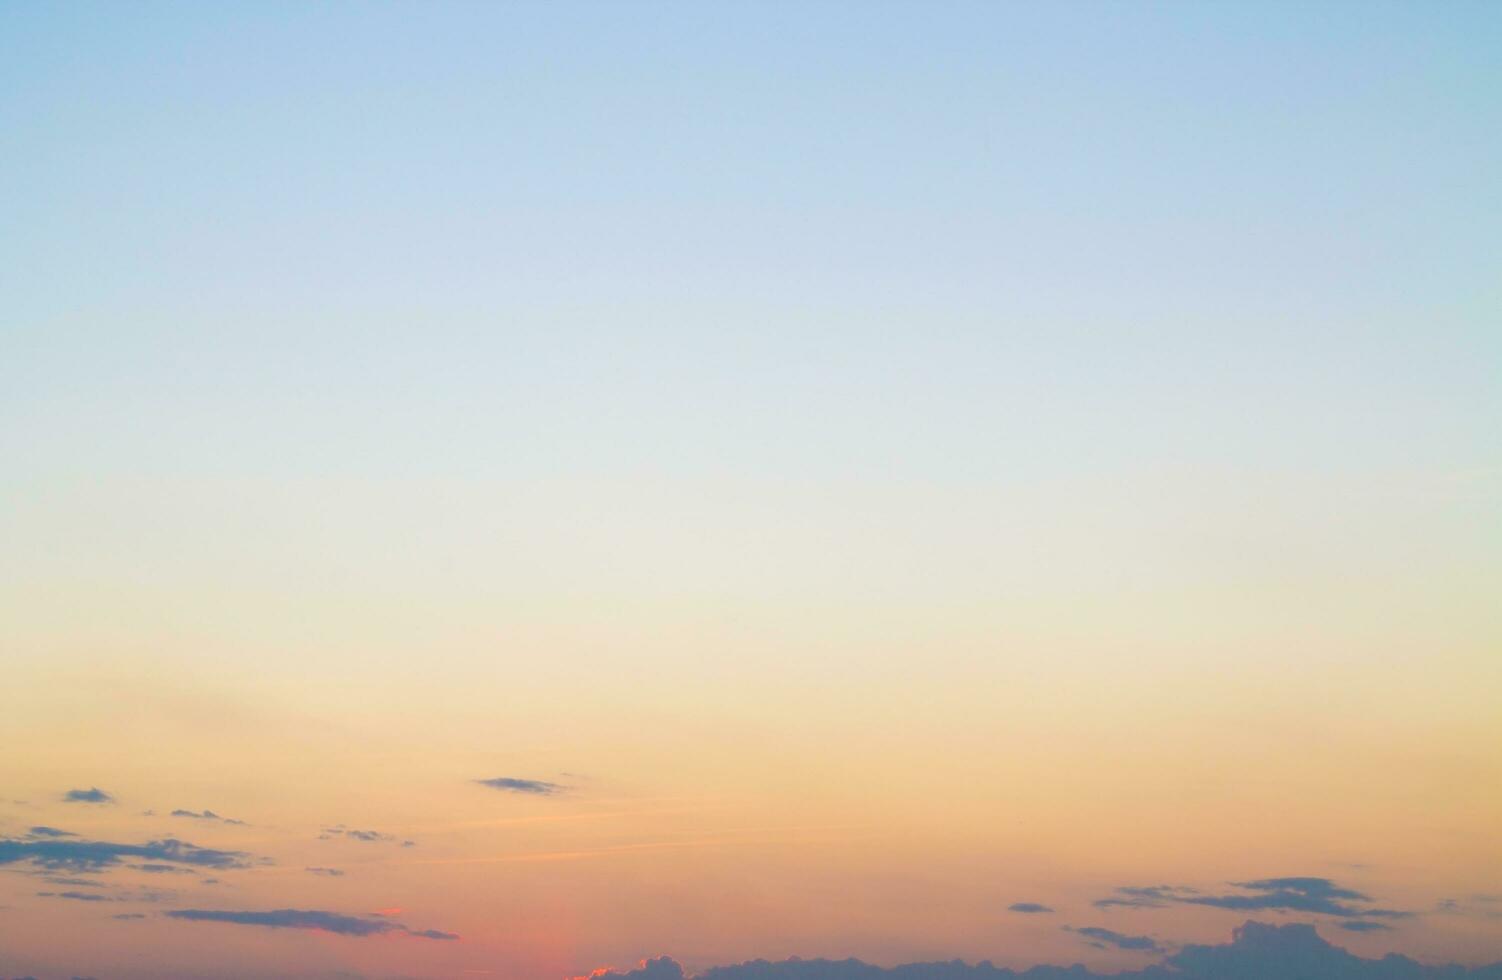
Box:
(574, 922), (1502, 979)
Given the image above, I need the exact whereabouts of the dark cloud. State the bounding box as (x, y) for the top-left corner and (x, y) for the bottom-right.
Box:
(1067, 926), (1162, 953)
(26, 827), (77, 838)
(113, 913), (147, 920)
(62, 788), (113, 805)
(1006, 903), (1053, 914)
(306, 867), (345, 876)
(0, 836), (254, 873)
(1339, 921), (1393, 932)
(165, 908), (457, 940)
(578, 922), (1502, 978)
(170, 809), (245, 825)
(476, 777), (564, 795)
(1095, 877), (1410, 921)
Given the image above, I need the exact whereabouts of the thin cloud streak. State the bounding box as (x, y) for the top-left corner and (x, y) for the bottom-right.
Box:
(165, 908), (458, 940)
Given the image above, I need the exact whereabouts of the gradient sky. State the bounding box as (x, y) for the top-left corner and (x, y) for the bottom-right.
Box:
(2, 2), (1499, 979)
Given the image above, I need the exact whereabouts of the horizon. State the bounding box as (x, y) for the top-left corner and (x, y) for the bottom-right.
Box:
(3, 1), (1499, 978)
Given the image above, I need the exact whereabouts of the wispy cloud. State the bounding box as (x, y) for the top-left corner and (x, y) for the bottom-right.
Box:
(319, 826), (402, 843)
(134, 863), (197, 875)
(171, 809), (245, 826)
(1093, 884), (1197, 909)
(305, 867), (345, 876)
(1067, 925), (1162, 952)
(37, 876), (107, 888)
(37, 890), (114, 903)
(1007, 902), (1053, 914)
(1095, 877), (1409, 920)
(165, 908), (458, 940)
(476, 777), (564, 796)
(26, 826), (78, 838)
(63, 788), (114, 804)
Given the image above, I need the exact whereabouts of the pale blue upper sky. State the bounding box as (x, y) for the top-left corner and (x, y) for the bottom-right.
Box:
(2, 1), (1498, 617)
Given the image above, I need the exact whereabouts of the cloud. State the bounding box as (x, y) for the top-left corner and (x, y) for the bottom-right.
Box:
(0, 836), (254, 873)
(1339, 921), (1393, 932)
(1067, 926), (1162, 952)
(573, 959), (684, 980)
(319, 827), (399, 843)
(1007, 902), (1053, 914)
(1093, 884), (1197, 909)
(134, 863), (196, 875)
(476, 777), (564, 796)
(165, 908), (458, 940)
(170, 809), (245, 826)
(1436, 896), (1502, 920)
(38, 877), (106, 888)
(1095, 877), (1410, 920)
(306, 867), (345, 876)
(26, 827), (77, 838)
(408, 928), (463, 940)
(37, 891), (113, 903)
(574, 922), (1502, 978)
(62, 788), (113, 804)
(113, 913), (147, 920)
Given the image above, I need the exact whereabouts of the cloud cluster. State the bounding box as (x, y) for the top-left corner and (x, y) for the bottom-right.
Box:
(574, 921), (1502, 979)
(0, 836), (254, 873)
(165, 908), (457, 941)
(318, 826), (412, 845)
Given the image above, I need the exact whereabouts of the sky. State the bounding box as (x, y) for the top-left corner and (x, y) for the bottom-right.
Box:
(1, 1), (1499, 978)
